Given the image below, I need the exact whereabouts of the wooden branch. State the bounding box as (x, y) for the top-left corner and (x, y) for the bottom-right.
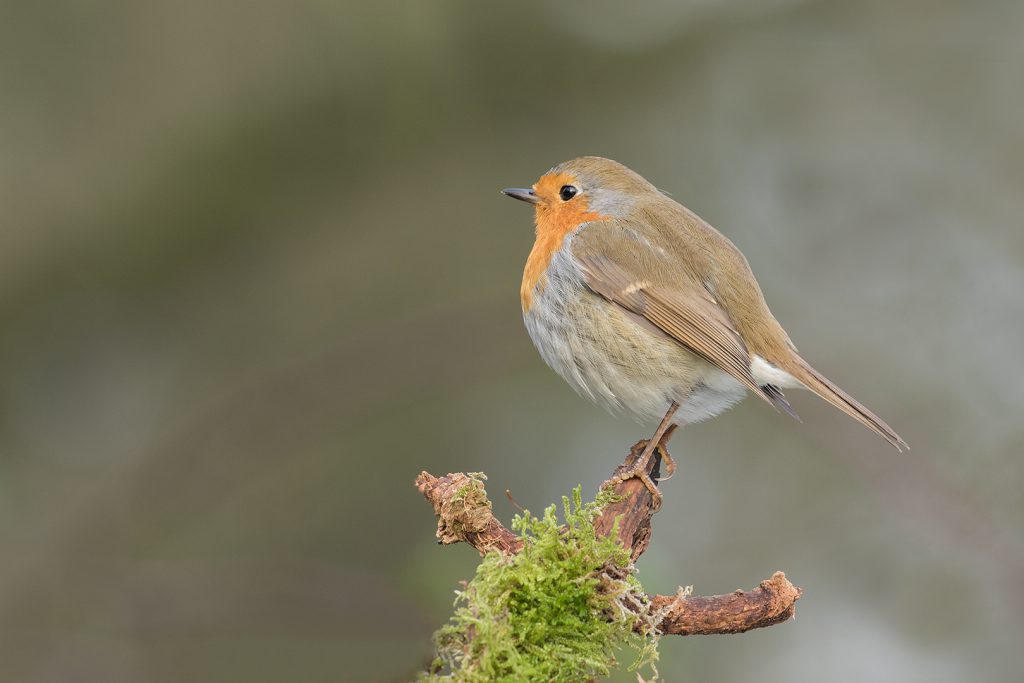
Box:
(648, 572), (801, 636)
(592, 437), (666, 560)
(415, 438), (801, 637)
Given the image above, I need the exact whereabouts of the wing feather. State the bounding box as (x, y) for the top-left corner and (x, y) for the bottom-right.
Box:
(575, 252), (770, 403)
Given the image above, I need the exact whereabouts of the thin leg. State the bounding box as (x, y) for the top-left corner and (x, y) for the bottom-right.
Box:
(603, 401), (680, 508)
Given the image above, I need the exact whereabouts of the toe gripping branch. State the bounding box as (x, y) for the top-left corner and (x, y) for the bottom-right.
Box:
(415, 438), (802, 637)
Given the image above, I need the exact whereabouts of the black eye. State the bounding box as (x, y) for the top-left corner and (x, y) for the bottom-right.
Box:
(559, 185), (578, 201)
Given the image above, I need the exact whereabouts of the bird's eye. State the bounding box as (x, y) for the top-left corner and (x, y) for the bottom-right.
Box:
(559, 185), (578, 201)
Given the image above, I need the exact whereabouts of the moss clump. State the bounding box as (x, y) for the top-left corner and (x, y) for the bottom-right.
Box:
(420, 487), (659, 682)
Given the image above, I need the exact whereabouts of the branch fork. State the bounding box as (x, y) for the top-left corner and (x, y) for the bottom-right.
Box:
(415, 438), (801, 637)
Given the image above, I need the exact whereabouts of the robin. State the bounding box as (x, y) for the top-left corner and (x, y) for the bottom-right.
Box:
(503, 156), (906, 504)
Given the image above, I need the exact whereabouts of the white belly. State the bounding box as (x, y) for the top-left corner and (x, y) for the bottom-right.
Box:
(523, 249), (749, 426)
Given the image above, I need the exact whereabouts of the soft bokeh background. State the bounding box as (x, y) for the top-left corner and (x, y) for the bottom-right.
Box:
(2, 1), (1022, 681)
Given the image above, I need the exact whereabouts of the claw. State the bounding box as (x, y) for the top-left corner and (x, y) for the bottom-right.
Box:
(658, 447), (677, 481)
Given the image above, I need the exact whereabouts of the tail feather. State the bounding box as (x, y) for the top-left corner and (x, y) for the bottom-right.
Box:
(762, 384), (802, 422)
(783, 355), (908, 452)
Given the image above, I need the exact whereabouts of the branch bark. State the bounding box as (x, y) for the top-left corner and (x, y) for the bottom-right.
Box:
(414, 438), (801, 637)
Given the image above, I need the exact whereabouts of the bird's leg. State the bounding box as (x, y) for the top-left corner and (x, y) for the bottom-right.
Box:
(603, 401), (680, 508)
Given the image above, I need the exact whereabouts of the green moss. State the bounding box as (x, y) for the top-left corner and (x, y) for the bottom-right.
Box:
(420, 487), (660, 682)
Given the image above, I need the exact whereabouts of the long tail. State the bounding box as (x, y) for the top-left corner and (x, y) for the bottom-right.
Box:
(781, 355), (908, 451)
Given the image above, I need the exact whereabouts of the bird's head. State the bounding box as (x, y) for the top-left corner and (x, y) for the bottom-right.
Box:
(502, 156), (659, 231)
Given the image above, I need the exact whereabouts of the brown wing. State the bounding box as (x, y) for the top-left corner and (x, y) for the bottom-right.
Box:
(574, 251), (771, 404)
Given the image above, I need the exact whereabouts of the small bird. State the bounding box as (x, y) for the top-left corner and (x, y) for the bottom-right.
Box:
(503, 157), (906, 501)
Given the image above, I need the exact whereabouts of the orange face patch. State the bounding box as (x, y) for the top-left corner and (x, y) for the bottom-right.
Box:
(521, 172), (607, 311)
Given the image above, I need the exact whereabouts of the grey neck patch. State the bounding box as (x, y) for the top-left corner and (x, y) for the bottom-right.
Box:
(585, 188), (633, 218)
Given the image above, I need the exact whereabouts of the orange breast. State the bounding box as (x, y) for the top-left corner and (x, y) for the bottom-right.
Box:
(521, 175), (607, 311)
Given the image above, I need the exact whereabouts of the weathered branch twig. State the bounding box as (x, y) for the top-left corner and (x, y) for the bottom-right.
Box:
(648, 572), (800, 635)
(415, 437), (801, 637)
(415, 471), (523, 556)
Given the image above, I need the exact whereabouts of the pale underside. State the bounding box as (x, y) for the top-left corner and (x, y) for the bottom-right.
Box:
(523, 244), (801, 427)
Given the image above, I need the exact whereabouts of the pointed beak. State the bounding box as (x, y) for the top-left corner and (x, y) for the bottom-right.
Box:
(501, 187), (540, 205)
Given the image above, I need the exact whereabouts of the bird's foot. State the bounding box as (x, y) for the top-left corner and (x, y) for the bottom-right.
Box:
(602, 402), (680, 511)
(657, 425), (678, 481)
(602, 441), (665, 508)
(602, 432), (677, 509)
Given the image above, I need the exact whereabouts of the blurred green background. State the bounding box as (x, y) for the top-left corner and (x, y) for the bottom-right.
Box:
(2, 1), (1022, 681)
